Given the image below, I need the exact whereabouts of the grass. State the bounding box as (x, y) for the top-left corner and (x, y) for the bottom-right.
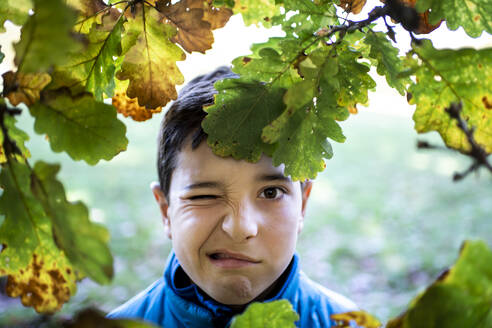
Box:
(1, 107), (491, 325)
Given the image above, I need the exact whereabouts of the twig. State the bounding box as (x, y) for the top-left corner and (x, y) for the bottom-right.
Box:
(444, 102), (492, 181)
(416, 140), (447, 151)
(315, 5), (391, 38)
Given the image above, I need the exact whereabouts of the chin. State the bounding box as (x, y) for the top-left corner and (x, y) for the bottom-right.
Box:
(209, 277), (257, 305)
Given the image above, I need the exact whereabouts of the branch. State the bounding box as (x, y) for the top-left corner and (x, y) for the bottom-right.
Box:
(315, 5), (391, 38)
(444, 102), (492, 181)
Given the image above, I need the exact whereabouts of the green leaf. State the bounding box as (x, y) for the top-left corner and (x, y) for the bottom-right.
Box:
(30, 89), (128, 165)
(50, 14), (124, 100)
(263, 50), (346, 180)
(272, 0), (339, 39)
(0, 158), (78, 313)
(230, 300), (299, 328)
(31, 161), (113, 285)
(386, 240), (492, 328)
(415, 0), (492, 37)
(3, 114), (31, 159)
(232, 0), (280, 27)
(14, 0), (79, 73)
(334, 42), (376, 109)
(364, 32), (410, 96)
(0, 0), (32, 33)
(408, 39), (492, 154)
(116, 4), (185, 109)
(202, 79), (286, 162)
(0, 46), (5, 63)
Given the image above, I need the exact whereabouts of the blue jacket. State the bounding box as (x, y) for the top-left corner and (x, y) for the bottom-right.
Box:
(107, 251), (357, 327)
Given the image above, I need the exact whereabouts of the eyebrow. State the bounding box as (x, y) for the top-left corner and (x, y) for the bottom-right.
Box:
(184, 181), (225, 191)
(255, 173), (292, 184)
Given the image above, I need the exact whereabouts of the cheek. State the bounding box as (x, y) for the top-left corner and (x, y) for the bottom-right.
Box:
(171, 207), (222, 250)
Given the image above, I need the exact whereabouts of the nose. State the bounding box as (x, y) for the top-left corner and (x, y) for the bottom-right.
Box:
(221, 200), (259, 242)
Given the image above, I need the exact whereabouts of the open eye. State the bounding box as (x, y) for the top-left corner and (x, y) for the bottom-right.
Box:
(259, 187), (285, 200)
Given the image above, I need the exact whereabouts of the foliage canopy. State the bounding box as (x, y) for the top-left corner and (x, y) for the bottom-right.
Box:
(0, 0), (491, 326)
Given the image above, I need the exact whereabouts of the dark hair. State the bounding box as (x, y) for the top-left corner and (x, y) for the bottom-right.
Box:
(157, 66), (238, 202)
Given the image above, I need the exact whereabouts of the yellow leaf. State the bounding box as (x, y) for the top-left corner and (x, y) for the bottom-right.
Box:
(112, 91), (162, 122)
(117, 4), (185, 109)
(331, 310), (382, 328)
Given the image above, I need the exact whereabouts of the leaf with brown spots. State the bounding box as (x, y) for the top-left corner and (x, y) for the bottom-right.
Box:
(116, 4), (185, 109)
(31, 161), (114, 285)
(406, 39), (492, 154)
(0, 159), (77, 313)
(331, 310), (382, 328)
(415, 0), (492, 37)
(2, 71), (51, 106)
(339, 0), (368, 14)
(157, 0), (214, 53)
(232, 0), (279, 27)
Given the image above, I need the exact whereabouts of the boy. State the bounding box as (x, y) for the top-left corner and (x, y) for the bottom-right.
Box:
(107, 67), (358, 327)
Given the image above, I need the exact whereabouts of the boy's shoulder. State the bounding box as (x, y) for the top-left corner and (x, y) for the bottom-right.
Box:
(298, 270), (357, 312)
(294, 271), (358, 326)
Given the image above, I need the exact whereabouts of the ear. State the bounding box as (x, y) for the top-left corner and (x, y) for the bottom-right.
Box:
(298, 180), (313, 234)
(151, 182), (172, 240)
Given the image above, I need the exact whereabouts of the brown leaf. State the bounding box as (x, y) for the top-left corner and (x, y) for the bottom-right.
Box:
(112, 91), (162, 121)
(2, 71), (51, 106)
(202, 1), (233, 29)
(157, 0), (214, 53)
(339, 0), (368, 14)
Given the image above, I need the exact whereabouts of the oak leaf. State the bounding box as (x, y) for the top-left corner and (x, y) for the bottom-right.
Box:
(0, 0), (32, 33)
(203, 79), (286, 162)
(415, 0), (491, 37)
(386, 240), (492, 328)
(30, 89), (128, 164)
(0, 159), (78, 313)
(407, 39), (492, 154)
(202, 1), (233, 29)
(157, 0), (214, 53)
(50, 13), (124, 100)
(233, 0), (279, 27)
(2, 71), (51, 106)
(331, 311), (382, 328)
(339, 0), (368, 14)
(230, 300), (298, 327)
(113, 91), (162, 122)
(14, 0), (80, 73)
(117, 5), (185, 109)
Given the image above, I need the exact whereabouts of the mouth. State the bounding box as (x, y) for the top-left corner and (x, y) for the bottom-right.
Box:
(207, 250), (260, 268)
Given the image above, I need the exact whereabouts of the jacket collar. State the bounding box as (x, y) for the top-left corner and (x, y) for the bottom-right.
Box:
(163, 250), (300, 327)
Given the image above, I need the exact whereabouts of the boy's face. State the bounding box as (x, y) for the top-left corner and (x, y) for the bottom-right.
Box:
(152, 141), (312, 305)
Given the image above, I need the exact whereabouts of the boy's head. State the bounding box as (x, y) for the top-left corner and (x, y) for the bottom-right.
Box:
(152, 67), (312, 306)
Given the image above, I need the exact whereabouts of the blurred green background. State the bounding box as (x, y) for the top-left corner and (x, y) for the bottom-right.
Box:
(1, 104), (491, 326)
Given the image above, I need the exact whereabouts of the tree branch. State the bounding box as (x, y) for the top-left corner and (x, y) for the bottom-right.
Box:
(444, 102), (492, 181)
